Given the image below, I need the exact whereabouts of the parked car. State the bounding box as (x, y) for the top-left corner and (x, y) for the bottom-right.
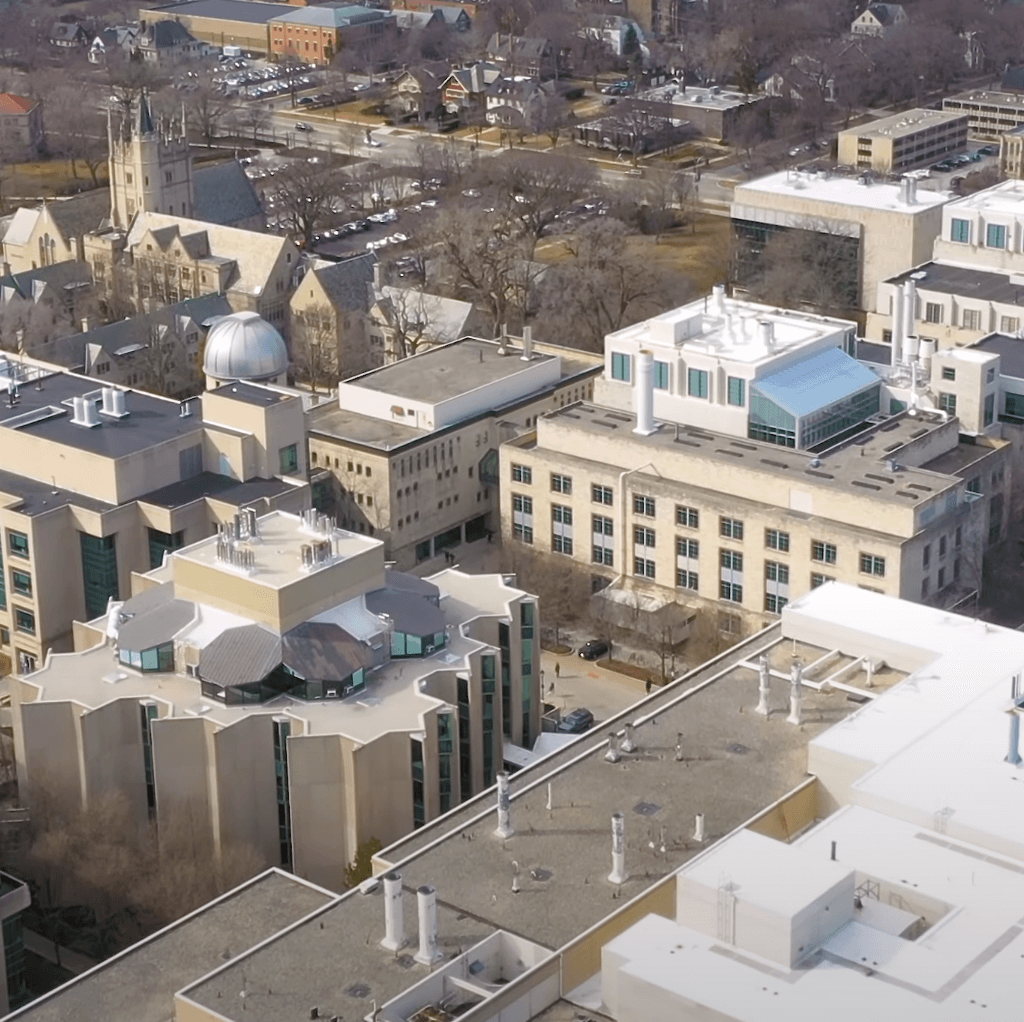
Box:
(978, 144), (998, 156)
(295, 122), (312, 132)
(557, 708), (595, 734)
(578, 640), (609, 661)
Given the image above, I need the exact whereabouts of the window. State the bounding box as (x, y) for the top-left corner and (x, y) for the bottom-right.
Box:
(939, 535), (947, 558)
(950, 218), (970, 243)
(592, 514), (613, 566)
(653, 361), (669, 390)
(552, 533), (573, 554)
(984, 393), (994, 427)
(1001, 316), (1020, 334)
(925, 302), (943, 324)
(810, 573), (834, 588)
(279, 444), (298, 474)
(511, 463), (532, 484)
(551, 473), (572, 494)
(15, 607), (34, 634)
(634, 526), (655, 547)
(688, 368), (709, 398)
(812, 540), (837, 564)
(720, 581), (743, 602)
(923, 543), (931, 568)
(937, 566), (946, 589)
(512, 494), (533, 544)
(721, 549), (743, 572)
(955, 525), (962, 548)
(720, 517), (743, 540)
(986, 223), (1006, 249)
(765, 529), (789, 552)
(11, 571), (31, 596)
(592, 484), (613, 505)
(633, 495), (656, 516)
(953, 556), (961, 580)
(676, 570), (698, 590)
(860, 553), (886, 577)
(552, 505), (572, 525)
(677, 537), (698, 559)
(8, 531), (28, 559)
(938, 392), (957, 415)
(611, 352), (631, 381)
(921, 576), (930, 599)
(676, 505), (699, 528)
(633, 557), (655, 578)
(941, 366), (956, 381)
(764, 593), (787, 613)
(961, 309), (981, 330)
(727, 377), (745, 406)
(593, 514), (613, 535)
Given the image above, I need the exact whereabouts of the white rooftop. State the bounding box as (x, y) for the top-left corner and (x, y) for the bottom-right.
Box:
(605, 292), (855, 366)
(943, 178), (1024, 217)
(850, 107), (967, 139)
(736, 169), (952, 214)
(598, 583), (1024, 1021)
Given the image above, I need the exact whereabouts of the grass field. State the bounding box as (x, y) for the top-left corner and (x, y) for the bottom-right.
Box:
(2, 159), (107, 201)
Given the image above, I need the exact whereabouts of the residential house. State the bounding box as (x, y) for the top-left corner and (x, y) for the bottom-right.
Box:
(393, 8), (470, 32)
(388, 62), (449, 122)
(49, 21), (90, 49)
(579, 14), (647, 60)
(486, 34), (566, 79)
(0, 94), (44, 162)
(135, 19), (205, 64)
(440, 61), (501, 117)
(390, 0), (481, 20)
(850, 3), (907, 38)
(88, 25), (139, 64)
(289, 253), (377, 378)
(368, 283), (487, 362)
(485, 77), (571, 133)
(1, 191), (108, 274)
(85, 212), (299, 333)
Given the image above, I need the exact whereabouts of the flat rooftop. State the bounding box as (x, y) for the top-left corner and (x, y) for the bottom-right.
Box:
(972, 332), (1024, 379)
(942, 177), (1024, 217)
(9, 870), (333, 1022)
(735, 170), (952, 214)
(945, 88), (1024, 109)
(349, 338), (557, 403)
(175, 509), (381, 591)
(643, 83), (757, 111)
(208, 381), (290, 407)
(0, 363), (204, 459)
(884, 260), (1024, 307)
(849, 107), (968, 139)
(179, 624), (879, 1022)
(0, 466), (113, 517)
(149, 0), (293, 24)
(523, 402), (959, 508)
(605, 295), (855, 366)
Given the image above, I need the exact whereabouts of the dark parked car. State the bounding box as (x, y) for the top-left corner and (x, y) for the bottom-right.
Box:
(578, 640), (609, 661)
(557, 708), (595, 734)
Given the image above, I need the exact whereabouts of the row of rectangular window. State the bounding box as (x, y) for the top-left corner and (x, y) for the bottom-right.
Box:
(950, 218), (1013, 249)
(610, 352), (746, 405)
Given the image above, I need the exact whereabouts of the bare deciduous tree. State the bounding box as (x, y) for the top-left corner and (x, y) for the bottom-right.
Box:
(292, 302), (340, 392)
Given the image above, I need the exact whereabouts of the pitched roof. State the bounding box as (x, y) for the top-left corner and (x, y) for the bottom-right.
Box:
(280, 620), (375, 682)
(141, 20), (197, 47)
(0, 260), (92, 303)
(46, 190), (110, 239)
(752, 347), (879, 419)
(307, 253), (375, 313)
(0, 93), (37, 114)
(193, 161), (264, 229)
(199, 624), (283, 688)
(864, 2), (904, 24)
(376, 286), (480, 344)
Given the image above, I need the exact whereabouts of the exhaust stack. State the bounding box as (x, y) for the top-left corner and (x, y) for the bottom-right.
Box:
(381, 872), (403, 951)
(608, 812), (626, 885)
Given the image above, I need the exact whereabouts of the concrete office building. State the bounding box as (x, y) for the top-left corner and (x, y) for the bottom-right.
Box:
(943, 87), (1024, 140)
(0, 329), (313, 675)
(498, 293), (1005, 634)
(306, 334), (602, 570)
(8, 507), (540, 891)
(13, 581), (1021, 1022)
(732, 169), (953, 312)
(837, 108), (968, 174)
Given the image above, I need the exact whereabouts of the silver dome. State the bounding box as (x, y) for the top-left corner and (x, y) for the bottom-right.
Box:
(203, 311), (288, 382)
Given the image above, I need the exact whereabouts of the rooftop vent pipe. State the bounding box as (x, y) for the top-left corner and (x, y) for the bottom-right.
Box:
(608, 812), (626, 885)
(891, 284), (905, 367)
(787, 660), (803, 726)
(694, 813), (706, 843)
(633, 349), (656, 436)
(755, 653), (770, 715)
(621, 722), (637, 754)
(605, 732), (621, 763)
(520, 325), (533, 362)
(414, 885), (441, 966)
(712, 283), (726, 315)
(495, 771), (513, 839)
(758, 320), (774, 353)
(902, 279), (917, 344)
(381, 872), (403, 951)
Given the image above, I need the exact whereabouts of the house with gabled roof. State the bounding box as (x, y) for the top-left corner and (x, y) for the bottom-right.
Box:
(851, 3), (907, 38)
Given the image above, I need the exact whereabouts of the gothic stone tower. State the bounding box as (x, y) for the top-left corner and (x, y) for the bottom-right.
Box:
(108, 93), (194, 229)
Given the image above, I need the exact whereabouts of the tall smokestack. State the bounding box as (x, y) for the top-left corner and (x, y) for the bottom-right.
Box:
(608, 812), (626, 885)
(634, 349), (656, 436)
(495, 771), (514, 839)
(414, 886), (441, 966)
(381, 872), (404, 951)
(891, 285), (904, 367)
(903, 279), (916, 346)
(520, 325), (533, 361)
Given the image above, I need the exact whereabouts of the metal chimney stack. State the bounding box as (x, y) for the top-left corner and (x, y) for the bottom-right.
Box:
(605, 732), (621, 763)
(608, 812), (626, 885)
(891, 285), (905, 367)
(413, 885), (441, 966)
(712, 283), (726, 315)
(756, 653), (771, 715)
(787, 660), (804, 726)
(634, 349), (656, 436)
(902, 279), (917, 346)
(520, 325), (533, 362)
(381, 872), (403, 951)
(694, 813), (706, 843)
(494, 771), (514, 839)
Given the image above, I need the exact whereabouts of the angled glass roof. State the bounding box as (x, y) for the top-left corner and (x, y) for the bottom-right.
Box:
(752, 347), (879, 419)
